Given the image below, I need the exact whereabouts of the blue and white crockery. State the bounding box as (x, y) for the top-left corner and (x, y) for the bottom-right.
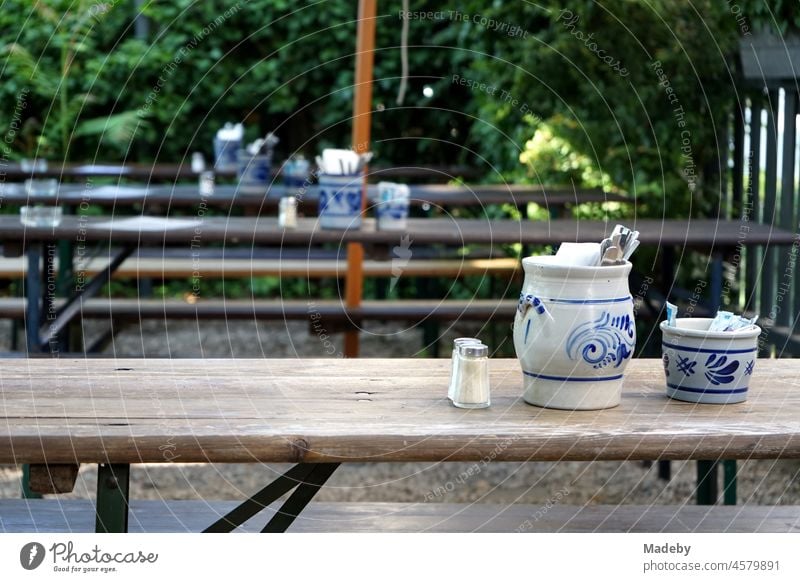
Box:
(660, 318), (761, 404)
(283, 157), (311, 190)
(317, 173), (363, 229)
(375, 181), (410, 230)
(237, 150), (272, 194)
(513, 256), (635, 410)
(213, 123), (243, 171)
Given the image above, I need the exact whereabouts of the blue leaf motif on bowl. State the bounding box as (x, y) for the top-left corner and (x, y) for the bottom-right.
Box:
(704, 353), (739, 385)
(566, 312), (635, 369)
(675, 354), (697, 376)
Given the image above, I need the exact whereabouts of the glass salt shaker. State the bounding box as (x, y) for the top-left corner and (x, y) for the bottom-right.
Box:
(448, 338), (481, 401)
(191, 152), (206, 173)
(452, 343), (490, 409)
(279, 196), (298, 229)
(199, 170), (215, 196)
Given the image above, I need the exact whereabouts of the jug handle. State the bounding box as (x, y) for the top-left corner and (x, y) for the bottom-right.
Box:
(518, 294), (554, 322)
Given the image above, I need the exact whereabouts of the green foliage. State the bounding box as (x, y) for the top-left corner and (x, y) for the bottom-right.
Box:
(518, 118), (611, 190)
(449, 0), (743, 217)
(0, 0), (774, 222)
(741, 0), (800, 35)
(0, 0), (145, 159)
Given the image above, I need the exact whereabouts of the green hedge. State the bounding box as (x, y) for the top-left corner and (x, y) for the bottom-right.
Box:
(0, 0), (791, 217)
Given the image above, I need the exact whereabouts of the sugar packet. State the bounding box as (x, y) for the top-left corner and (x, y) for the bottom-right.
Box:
(665, 301), (677, 327)
(709, 310), (758, 332)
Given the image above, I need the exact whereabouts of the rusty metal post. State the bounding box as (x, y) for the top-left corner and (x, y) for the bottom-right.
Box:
(344, 0), (377, 357)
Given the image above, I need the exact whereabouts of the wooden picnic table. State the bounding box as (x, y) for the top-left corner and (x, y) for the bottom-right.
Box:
(0, 162), (482, 182)
(2, 358), (797, 463)
(0, 216), (793, 247)
(2, 215), (794, 355)
(0, 182), (619, 211)
(0, 358), (798, 532)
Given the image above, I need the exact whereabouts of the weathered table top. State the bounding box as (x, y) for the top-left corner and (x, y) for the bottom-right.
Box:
(0, 359), (797, 464)
(0, 182), (616, 210)
(0, 216), (792, 247)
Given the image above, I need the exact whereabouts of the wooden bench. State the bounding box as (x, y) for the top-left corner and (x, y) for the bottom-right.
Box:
(0, 181), (618, 212)
(1, 298), (516, 354)
(1, 499), (797, 533)
(1, 359), (798, 533)
(0, 256), (520, 280)
(0, 298), (517, 323)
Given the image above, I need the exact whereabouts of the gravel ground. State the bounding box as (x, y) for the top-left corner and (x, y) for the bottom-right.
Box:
(1, 319), (798, 505)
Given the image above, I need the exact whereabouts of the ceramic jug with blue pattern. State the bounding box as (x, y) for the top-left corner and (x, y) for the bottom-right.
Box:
(513, 256), (635, 410)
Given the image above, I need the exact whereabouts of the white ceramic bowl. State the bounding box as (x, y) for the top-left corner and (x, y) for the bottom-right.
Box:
(660, 318), (761, 404)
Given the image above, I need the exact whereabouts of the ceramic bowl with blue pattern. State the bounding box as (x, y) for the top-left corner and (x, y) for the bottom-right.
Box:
(660, 318), (761, 404)
(318, 174), (363, 230)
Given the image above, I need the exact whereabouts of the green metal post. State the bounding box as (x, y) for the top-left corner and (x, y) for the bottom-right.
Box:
(21, 464), (42, 499)
(56, 205), (75, 352)
(696, 460), (718, 505)
(95, 463), (130, 533)
(722, 460), (737, 505)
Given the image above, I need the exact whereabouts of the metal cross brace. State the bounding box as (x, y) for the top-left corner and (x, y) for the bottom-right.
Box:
(33, 245), (134, 352)
(203, 463), (340, 533)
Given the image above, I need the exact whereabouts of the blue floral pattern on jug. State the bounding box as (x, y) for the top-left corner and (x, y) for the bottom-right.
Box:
(320, 187), (361, 217)
(377, 201), (409, 220)
(704, 353), (739, 385)
(566, 312), (635, 369)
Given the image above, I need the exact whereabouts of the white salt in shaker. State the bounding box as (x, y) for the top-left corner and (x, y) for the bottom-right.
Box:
(452, 343), (490, 409)
(199, 171), (215, 196)
(448, 338), (481, 401)
(191, 152), (206, 173)
(279, 196), (298, 228)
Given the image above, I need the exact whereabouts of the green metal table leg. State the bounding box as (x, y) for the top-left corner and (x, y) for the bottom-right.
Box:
(95, 463), (130, 533)
(723, 460), (737, 505)
(21, 464), (42, 499)
(204, 464), (318, 533)
(203, 463), (340, 533)
(56, 229), (75, 352)
(262, 463), (340, 533)
(696, 460), (718, 505)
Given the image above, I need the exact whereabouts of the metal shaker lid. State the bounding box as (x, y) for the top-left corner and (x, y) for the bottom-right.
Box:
(459, 343), (488, 357)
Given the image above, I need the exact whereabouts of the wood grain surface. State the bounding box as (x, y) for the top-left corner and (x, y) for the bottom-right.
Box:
(0, 183), (616, 210)
(0, 216), (793, 247)
(2, 500), (798, 533)
(0, 298), (518, 322)
(1, 359), (798, 464)
(0, 256), (520, 280)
